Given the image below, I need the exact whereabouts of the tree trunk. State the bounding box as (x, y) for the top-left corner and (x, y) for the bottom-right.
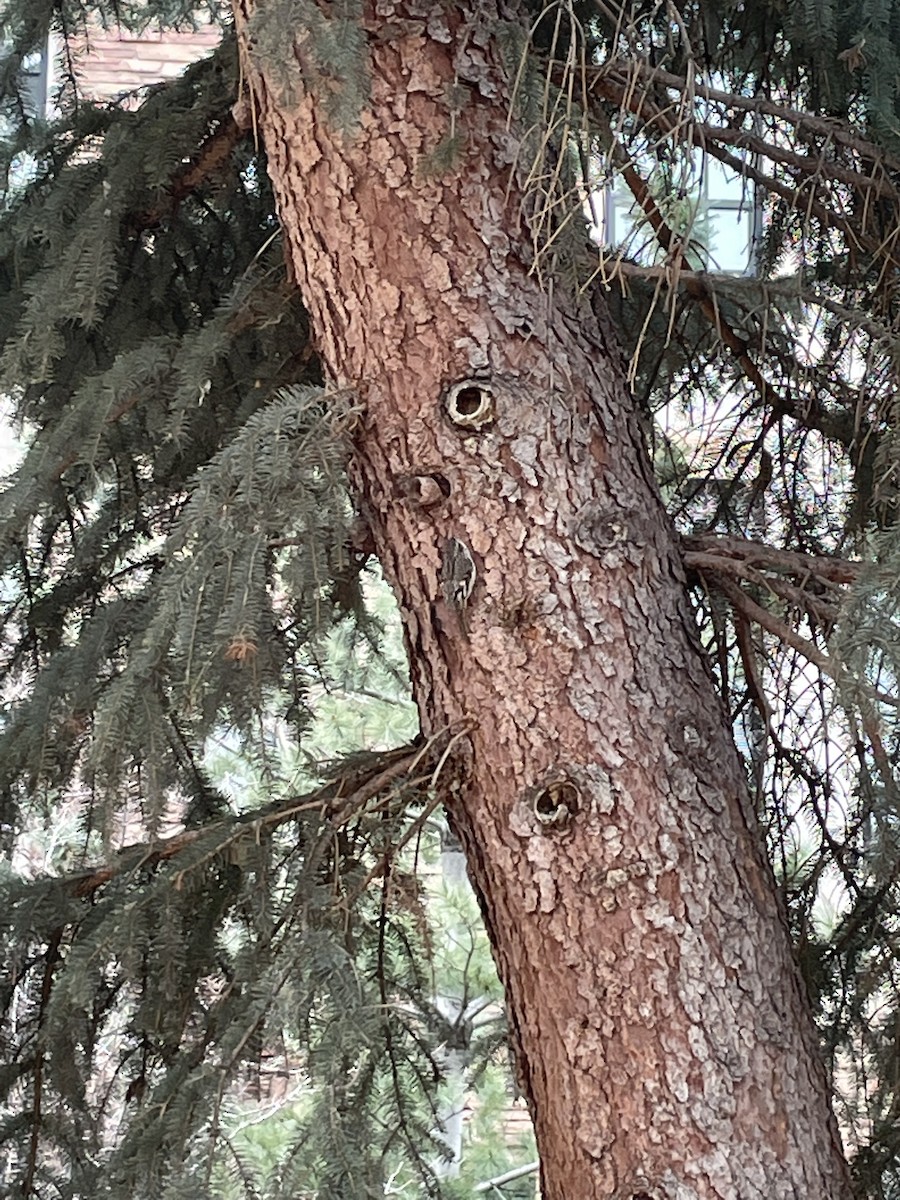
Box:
(232, 2), (852, 1195)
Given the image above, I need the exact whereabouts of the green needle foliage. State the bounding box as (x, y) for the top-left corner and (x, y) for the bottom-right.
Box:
(4, 0), (900, 1196)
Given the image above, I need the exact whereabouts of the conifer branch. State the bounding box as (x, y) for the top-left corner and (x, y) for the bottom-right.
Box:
(474, 1160), (540, 1192)
(65, 731), (464, 903)
(733, 608), (772, 726)
(127, 113), (246, 234)
(22, 928), (62, 1200)
(50, 394), (142, 481)
(692, 123), (898, 202)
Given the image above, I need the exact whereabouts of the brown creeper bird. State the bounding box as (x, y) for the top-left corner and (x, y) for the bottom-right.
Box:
(441, 537), (477, 637)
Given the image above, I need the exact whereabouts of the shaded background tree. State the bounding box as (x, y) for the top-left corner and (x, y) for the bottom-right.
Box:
(2, 0), (900, 1195)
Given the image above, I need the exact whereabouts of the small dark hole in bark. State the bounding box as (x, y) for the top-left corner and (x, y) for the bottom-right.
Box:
(533, 780), (579, 823)
(434, 473), (451, 497)
(534, 790), (555, 817)
(445, 379), (495, 429)
(455, 386), (484, 414)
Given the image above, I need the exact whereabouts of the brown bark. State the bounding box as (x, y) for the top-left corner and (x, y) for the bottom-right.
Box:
(232, 3), (852, 1196)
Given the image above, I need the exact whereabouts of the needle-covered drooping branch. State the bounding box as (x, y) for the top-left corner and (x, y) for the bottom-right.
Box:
(2, 730), (471, 1198)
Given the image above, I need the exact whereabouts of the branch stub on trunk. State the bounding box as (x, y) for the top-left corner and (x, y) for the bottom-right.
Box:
(398, 472), (451, 509)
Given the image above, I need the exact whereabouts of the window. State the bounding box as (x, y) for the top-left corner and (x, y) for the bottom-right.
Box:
(593, 148), (762, 276)
(20, 42), (49, 120)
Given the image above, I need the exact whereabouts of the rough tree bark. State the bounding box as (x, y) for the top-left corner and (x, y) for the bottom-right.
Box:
(232, 2), (852, 1196)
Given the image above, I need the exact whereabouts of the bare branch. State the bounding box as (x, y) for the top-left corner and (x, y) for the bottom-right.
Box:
(593, 74), (874, 263)
(682, 533), (861, 587)
(22, 929), (62, 1200)
(594, 60), (900, 172)
(66, 732), (466, 903)
(689, 550), (895, 789)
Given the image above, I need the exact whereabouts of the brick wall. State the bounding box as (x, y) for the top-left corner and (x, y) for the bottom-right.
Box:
(65, 23), (220, 102)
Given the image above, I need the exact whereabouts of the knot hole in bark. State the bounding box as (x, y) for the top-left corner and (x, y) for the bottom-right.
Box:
(531, 778), (580, 827)
(445, 378), (494, 430)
